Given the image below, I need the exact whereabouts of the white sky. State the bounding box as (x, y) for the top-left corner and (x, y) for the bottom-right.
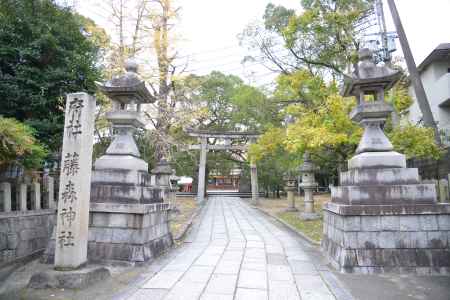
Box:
(76, 0), (450, 86)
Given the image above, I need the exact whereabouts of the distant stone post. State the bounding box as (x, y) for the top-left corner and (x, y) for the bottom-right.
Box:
(439, 179), (449, 202)
(54, 93), (96, 270)
(19, 183), (27, 211)
(32, 181), (41, 210)
(0, 182), (11, 212)
(283, 173), (297, 212)
(45, 176), (55, 209)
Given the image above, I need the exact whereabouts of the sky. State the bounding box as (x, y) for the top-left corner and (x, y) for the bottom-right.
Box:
(76, 0), (450, 86)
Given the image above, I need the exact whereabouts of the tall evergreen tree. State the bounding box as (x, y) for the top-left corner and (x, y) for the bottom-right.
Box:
(0, 0), (102, 151)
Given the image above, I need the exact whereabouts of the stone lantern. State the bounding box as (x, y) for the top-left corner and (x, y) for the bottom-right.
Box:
(87, 59), (173, 263)
(299, 152), (319, 220)
(169, 169), (180, 211)
(94, 59), (155, 172)
(151, 158), (173, 201)
(343, 48), (403, 169)
(283, 171), (298, 212)
(322, 49), (450, 274)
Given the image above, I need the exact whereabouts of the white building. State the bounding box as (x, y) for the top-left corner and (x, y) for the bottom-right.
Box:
(405, 44), (450, 142)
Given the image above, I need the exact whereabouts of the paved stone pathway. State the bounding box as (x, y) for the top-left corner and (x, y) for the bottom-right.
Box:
(124, 197), (352, 300)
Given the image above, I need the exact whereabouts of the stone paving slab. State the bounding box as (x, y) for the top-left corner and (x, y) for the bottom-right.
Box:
(123, 196), (346, 300)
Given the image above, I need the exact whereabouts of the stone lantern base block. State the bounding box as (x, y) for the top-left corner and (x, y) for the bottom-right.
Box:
(94, 155), (148, 173)
(299, 212), (320, 220)
(28, 266), (111, 289)
(322, 203), (450, 274)
(348, 151), (406, 169)
(88, 202), (173, 263)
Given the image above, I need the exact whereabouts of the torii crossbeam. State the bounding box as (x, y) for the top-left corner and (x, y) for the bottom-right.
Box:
(187, 130), (260, 205)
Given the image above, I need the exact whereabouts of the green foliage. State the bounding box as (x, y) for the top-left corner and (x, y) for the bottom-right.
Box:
(390, 81), (413, 114)
(0, 0), (103, 151)
(240, 1), (374, 76)
(0, 117), (47, 170)
(274, 69), (338, 105)
(285, 95), (361, 155)
(389, 124), (443, 160)
(284, 0), (373, 74)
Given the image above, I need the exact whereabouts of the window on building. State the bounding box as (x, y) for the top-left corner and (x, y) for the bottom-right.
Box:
(447, 67), (450, 73)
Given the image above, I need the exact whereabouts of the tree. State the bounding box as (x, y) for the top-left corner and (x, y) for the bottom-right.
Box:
(0, 0), (103, 151)
(0, 117), (47, 170)
(240, 1), (374, 77)
(250, 70), (441, 184)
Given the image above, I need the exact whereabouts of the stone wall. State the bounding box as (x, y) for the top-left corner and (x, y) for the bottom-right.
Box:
(0, 210), (56, 279)
(322, 208), (450, 274)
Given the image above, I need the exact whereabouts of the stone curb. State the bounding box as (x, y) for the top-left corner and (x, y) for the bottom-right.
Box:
(251, 205), (322, 247)
(173, 204), (204, 242)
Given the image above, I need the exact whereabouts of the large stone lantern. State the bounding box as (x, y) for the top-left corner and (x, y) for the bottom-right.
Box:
(283, 171), (298, 212)
(299, 152), (319, 220)
(88, 60), (172, 263)
(322, 49), (450, 274)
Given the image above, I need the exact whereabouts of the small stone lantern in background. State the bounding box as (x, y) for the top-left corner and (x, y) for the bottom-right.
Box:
(283, 171), (298, 212)
(299, 152), (320, 220)
(151, 158), (173, 201)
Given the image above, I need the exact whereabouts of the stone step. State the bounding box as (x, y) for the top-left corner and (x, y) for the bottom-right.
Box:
(331, 184), (437, 205)
(340, 168), (420, 186)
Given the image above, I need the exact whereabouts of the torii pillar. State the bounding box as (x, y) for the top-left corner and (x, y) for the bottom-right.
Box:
(250, 137), (259, 206)
(197, 137), (207, 204)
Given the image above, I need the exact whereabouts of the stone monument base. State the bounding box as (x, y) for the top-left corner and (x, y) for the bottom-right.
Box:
(88, 202), (173, 263)
(28, 265), (111, 289)
(322, 203), (450, 274)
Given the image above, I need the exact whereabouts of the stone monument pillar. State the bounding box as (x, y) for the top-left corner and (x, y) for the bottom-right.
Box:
(89, 59), (172, 263)
(322, 49), (450, 274)
(283, 172), (298, 212)
(54, 93), (96, 270)
(29, 93), (111, 289)
(299, 152), (320, 220)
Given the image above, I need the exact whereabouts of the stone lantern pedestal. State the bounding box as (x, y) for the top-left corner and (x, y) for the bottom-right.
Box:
(88, 60), (172, 263)
(299, 153), (320, 220)
(322, 49), (450, 274)
(283, 173), (298, 212)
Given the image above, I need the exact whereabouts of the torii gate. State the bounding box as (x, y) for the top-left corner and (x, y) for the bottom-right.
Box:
(187, 130), (260, 205)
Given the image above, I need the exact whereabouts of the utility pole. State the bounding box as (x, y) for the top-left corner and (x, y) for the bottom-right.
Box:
(376, 0), (390, 64)
(386, 0), (441, 145)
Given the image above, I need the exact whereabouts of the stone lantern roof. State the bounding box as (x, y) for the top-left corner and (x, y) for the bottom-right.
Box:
(96, 59), (155, 104)
(342, 48), (401, 98)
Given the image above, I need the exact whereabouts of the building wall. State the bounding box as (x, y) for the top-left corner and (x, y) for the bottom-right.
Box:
(406, 61), (450, 128)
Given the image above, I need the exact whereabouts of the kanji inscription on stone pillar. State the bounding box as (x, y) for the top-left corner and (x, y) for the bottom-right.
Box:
(55, 93), (96, 270)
